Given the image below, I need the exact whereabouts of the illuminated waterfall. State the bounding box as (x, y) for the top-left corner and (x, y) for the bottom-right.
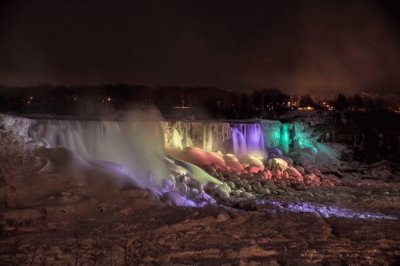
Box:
(162, 121), (267, 156)
(260, 120), (300, 154)
(28, 117), (169, 188)
(232, 127), (247, 155)
(230, 123), (266, 156)
(260, 120), (282, 148)
(28, 117), (338, 178)
(161, 121), (232, 152)
(260, 120), (339, 164)
(280, 124), (290, 154)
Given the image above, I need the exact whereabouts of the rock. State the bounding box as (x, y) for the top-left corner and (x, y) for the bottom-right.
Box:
(161, 178), (176, 192)
(177, 147), (229, 171)
(332, 170), (344, 178)
(237, 245), (277, 258)
(239, 200), (257, 210)
(142, 256), (155, 262)
(243, 183), (252, 191)
(252, 181), (262, 189)
(295, 165), (305, 175)
(121, 187), (155, 199)
(313, 168), (322, 176)
(224, 154), (245, 171)
(247, 165), (263, 173)
(267, 148), (283, 158)
(282, 171), (289, 179)
(161, 191), (197, 206)
(239, 173), (253, 179)
(268, 158), (288, 171)
(195, 190), (216, 205)
(216, 212), (230, 223)
(216, 183), (231, 198)
(226, 181), (236, 189)
(232, 190), (242, 197)
(286, 166), (304, 182)
(282, 156), (293, 166)
(119, 207), (133, 216)
(262, 188), (271, 195)
(241, 192), (254, 199)
(1, 209), (46, 227)
(49, 246), (64, 259)
(239, 155), (265, 170)
(263, 170), (272, 179)
(271, 169), (282, 179)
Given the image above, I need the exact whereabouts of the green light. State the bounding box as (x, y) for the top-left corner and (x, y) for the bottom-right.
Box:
(280, 124), (290, 154)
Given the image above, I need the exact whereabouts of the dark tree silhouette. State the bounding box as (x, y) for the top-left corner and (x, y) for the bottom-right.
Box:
(354, 94), (365, 108)
(334, 93), (348, 110)
(299, 95), (315, 107)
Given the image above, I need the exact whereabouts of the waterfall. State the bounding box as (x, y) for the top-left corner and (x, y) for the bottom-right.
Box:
(29, 119), (123, 159)
(161, 121), (232, 152)
(280, 124), (290, 154)
(230, 123), (266, 156)
(24, 115), (341, 183)
(29, 119), (276, 159)
(28, 117), (169, 189)
(162, 121), (268, 157)
(260, 120), (283, 149)
(259, 120), (339, 164)
(231, 127), (247, 155)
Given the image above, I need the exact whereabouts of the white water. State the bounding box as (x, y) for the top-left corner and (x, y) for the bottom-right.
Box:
(161, 121), (232, 152)
(231, 123), (265, 156)
(28, 114), (169, 190)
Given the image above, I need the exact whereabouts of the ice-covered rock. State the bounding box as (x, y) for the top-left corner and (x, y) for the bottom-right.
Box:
(160, 191), (197, 206)
(267, 158), (288, 171)
(168, 156), (231, 198)
(239, 154), (264, 169)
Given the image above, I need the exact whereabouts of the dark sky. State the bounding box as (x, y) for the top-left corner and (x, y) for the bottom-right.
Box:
(0, 0), (399, 96)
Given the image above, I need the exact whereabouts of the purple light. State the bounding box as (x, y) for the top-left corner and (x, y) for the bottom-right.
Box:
(231, 123), (265, 156)
(256, 200), (398, 220)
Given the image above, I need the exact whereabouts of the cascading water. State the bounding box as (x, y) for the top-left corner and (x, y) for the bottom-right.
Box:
(28, 116), (338, 172)
(260, 120), (282, 148)
(161, 121), (232, 152)
(260, 120), (339, 165)
(230, 123), (266, 157)
(231, 127), (247, 156)
(162, 121), (268, 157)
(280, 123), (290, 154)
(28, 113), (170, 191)
(29, 119), (122, 159)
(29, 119), (272, 171)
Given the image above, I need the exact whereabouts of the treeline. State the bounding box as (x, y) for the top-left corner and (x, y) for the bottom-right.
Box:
(0, 84), (397, 118)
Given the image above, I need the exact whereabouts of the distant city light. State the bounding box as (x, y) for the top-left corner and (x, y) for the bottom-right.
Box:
(298, 106), (314, 111)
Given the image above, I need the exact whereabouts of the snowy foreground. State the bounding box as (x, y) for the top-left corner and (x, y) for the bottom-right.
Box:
(1, 114), (400, 265)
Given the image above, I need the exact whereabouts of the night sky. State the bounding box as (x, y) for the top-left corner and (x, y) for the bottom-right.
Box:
(0, 0), (399, 96)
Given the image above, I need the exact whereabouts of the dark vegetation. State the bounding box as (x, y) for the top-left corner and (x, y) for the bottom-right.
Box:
(0, 85), (395, 119)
